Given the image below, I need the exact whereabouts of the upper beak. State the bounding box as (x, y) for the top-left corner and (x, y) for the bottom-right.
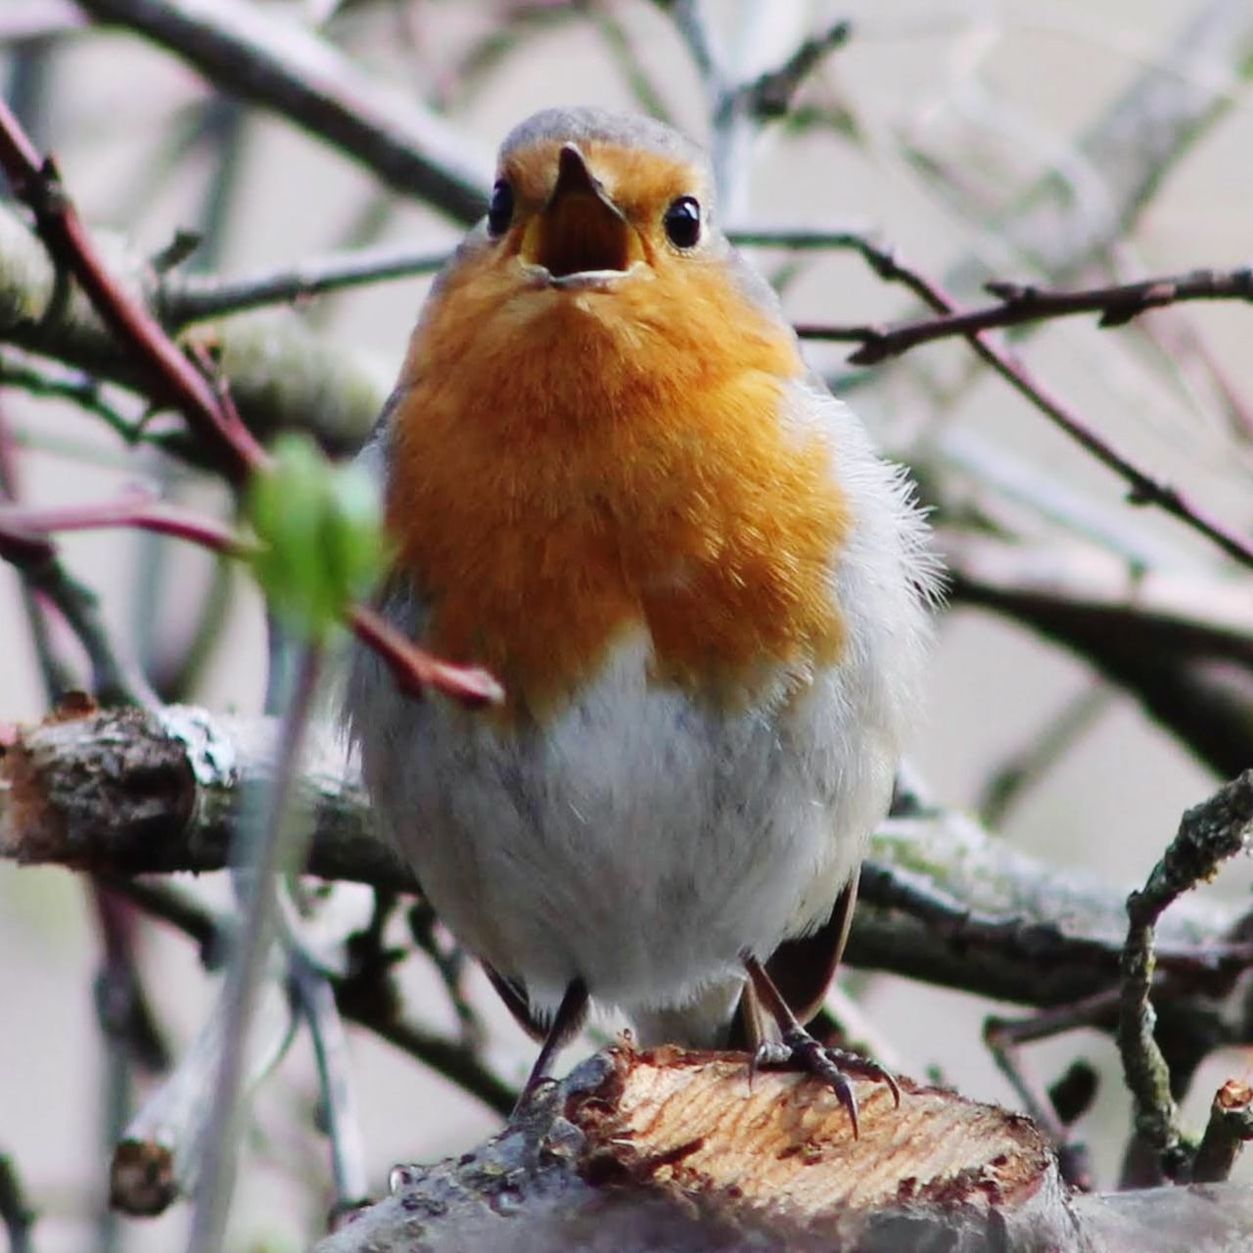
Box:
(520, 145), (644, 286)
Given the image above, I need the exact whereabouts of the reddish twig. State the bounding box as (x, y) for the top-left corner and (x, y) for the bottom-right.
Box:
(0, 98), (501, 709)
(350, 606), (502, 707)
(0, 496), (503, 708)
(795, 267), (1253, 365)
(802, 239), (1253, 572)
(0, 492), (252, 559)
(0, 98), (269, 480)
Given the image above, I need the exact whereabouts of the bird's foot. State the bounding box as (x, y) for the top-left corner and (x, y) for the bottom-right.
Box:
(751, 1027), (901, 1138)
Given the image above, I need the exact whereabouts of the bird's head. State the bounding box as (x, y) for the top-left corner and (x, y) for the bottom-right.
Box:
(486, 108), (712, 295)
(398, 108), (798, 424)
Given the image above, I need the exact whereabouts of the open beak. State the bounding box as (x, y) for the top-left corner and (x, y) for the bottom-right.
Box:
(520, 145), (645, 289)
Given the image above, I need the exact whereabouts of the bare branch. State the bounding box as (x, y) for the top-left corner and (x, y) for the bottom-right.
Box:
(0, 98), (270, 478)
(5, 704), (1250, 1020)
(942, 531), (1253, 778)
(74, 0), (491, 223)
(110, 969), (296, 1217)
(0, 492), (254, 559)
(825, 236), (1253, 570)
(1118, 770), (1253, 1177)
(99, 873), (517, 1131)
(794, 268), (1253, 365)
(290, 950), (370, 1223)
(0, 206), (385, 460)
(0, 104), (501, 709)
(161, 243), (451, 326)
(736, 19), (850, 120)
(0, 498), (154, 705)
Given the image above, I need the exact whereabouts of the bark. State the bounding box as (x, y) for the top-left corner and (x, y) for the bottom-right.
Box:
(313, 1045), (1253, 1253)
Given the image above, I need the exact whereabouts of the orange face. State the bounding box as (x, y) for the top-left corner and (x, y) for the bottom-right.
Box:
(385, 136), (850, 721)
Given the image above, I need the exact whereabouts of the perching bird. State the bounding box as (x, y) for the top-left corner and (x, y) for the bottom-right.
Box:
(344, 107), (937, 1132)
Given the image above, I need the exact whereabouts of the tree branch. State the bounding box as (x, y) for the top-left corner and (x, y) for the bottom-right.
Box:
(5, 704), (1250, 1022)
(795, 268), (1253, 365)
(1118, 770), (1253, 1177)
(0, 104), (501, 709)
(0, 206), (386, 460)
(943, 530), (1253, 777)
(312, 1045), (1253, 1253)
(73, 0), (490, 223)
(821, 235), (1253, 571)
(160, 243), (451, 326)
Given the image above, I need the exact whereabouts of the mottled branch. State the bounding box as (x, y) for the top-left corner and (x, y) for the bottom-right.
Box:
(1118, 770), (1253, 1176)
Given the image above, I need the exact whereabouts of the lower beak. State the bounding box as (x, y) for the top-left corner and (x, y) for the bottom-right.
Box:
(520, 145), (644, 285)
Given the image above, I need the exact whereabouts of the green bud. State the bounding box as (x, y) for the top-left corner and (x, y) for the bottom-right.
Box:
(246, 434), (384, 640)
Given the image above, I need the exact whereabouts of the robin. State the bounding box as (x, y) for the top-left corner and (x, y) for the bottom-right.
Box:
(344, 107), (937, 1133)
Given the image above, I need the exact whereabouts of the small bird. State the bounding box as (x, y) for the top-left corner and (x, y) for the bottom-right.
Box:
(344, 107), (937, 1132)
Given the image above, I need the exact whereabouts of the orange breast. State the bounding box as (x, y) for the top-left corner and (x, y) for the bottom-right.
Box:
(385, 250), (850, 720)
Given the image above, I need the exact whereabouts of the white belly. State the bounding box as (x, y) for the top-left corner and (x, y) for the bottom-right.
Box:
(346, 621), (896, 1020)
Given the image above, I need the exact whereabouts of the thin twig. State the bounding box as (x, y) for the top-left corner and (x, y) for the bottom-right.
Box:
(349, 606), (502, 707)
(736, 19), (851, 119)
(186, 642), (324, 1253)
(819, 236), (1253, 571)
(151, 224), (888, 324)
(343, 1003), (515, 1119)
(90, 883), (170, 1075)
(289, 948), (369, 1224)
(0, 532), (154, 706)
(794, 268), (1253, 365)
(161, 243), (451, 326)
(100, 875), (222, 965)
(0, 350), (145, 445)
(104, 873), (516, 1140)
(0, 101), (503, 708)
(0, 99), (269, 479)
(728, 224), (875, 251)
(1118, 770), (1253, 1178)
(111, 967), (297, 1217)
(408, 899), (484, 1051)
(0, 494), (253, 559)
(982, 1016), (1095, 1191)
(0, 400), (74, 699)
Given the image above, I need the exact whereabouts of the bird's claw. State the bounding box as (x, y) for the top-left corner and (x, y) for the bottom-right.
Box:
(751, 1027), (901, 1139)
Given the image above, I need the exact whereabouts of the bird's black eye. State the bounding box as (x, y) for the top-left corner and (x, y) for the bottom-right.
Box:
(487, 179), (514, 236)
(663, 195), (701, 248)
